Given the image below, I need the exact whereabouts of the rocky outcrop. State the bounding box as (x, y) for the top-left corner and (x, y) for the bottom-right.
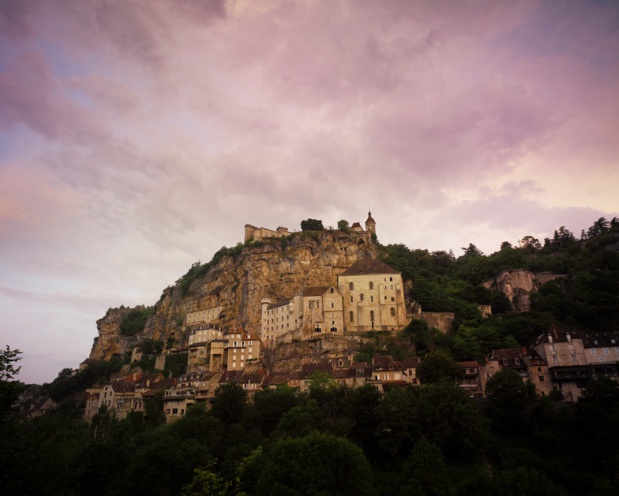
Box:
(483, 269), (566, 313)
(90, 230), (378, 361)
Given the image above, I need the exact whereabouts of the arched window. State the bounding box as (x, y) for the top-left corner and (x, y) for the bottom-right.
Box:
(390, 307), (396, 317)
(360, 293), (364, 301)
(349, 311), (354, 323)
(349, 282), (354, 290)
(369, 282), (374, 290)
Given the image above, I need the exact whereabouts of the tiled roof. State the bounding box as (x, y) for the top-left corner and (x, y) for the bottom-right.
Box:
(582, 332), (619, 348)
(340, 259), (400, 276)
(303, 287), (330, 297)
(111, 381), (136, 393)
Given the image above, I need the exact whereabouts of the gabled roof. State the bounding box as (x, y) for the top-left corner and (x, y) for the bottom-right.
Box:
(111, 381), (136, 393)
(303, 287), (330, 297)
(340, 259), (400, 276)
(241, 372), (266, 384)
(396, 357), (421, 369)
(262, 372), (290, 387)
(219, 370), (244, 383)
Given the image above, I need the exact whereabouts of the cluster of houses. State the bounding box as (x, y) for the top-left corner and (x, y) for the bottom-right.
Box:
(78, 324), (619, 424)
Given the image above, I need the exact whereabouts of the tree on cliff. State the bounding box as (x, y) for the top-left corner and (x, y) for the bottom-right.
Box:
(301, 219), (324, 231)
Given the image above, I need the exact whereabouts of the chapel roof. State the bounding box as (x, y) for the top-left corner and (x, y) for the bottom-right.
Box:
(340, 259), (400, 276)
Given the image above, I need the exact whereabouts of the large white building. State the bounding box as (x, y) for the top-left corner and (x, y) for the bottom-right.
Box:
(338, 259), (408, 332)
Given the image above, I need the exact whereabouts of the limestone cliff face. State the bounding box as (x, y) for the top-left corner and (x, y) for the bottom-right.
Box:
(483, 269), (566, 313)
(90, 231), (378, 361)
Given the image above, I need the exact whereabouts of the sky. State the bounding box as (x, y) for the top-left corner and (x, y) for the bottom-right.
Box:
(1, 0), (618, 384)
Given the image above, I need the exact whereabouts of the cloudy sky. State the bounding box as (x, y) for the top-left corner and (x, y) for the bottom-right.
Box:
(1, 0), (618, 384)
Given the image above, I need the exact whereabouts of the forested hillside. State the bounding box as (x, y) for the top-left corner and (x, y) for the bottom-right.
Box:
(380, 217), (619, 362)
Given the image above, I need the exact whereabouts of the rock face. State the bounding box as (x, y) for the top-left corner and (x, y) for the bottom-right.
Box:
(90, 231), (378, 361)
(483, 269), (566, 313)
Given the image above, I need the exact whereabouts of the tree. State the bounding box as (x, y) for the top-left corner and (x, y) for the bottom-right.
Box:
(300, 218), (324, 231)
(255, 431), (377, 496)
(520, 235), (541, 250)
(485, 368), (537, 434)
(0, 345), (21, 382)
(337, 219), (349, 231)
(210, 383), (247, 426)
(416, 351), (464, 384)
(401, 437), (450, 496)
(0, 346), (23, 421)
(461, 243), (483, 257)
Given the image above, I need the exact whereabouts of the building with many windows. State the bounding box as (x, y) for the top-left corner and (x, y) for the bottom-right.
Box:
(338, 259), (407, 332)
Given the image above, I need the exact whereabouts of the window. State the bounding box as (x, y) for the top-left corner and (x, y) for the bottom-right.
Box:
(552, 356), (558, 365)
(369, 282), (374, 290)
(391, 297), (395, 302)
(349, 282), (354, 290)
(604, 348), (609, 355)
(503, 359), (508, 366)
(591, 349), (597, 356)
(370, 295), (374, 302)
(390, 307), (396, 317)
(350, 296), (354, 303)
(330, 302), (334, 308)
(514, 358), (520, 365)
(360, 293), (364, 301)
(349, 311), (354, 323)
(539, 376), (545, 382)
(370, 310), (375, 322)
(571, 355), (577, 364)
(390, 277), (393, 282)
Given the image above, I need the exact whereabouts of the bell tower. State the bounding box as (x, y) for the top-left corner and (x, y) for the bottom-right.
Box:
(365, 210), (376, 236)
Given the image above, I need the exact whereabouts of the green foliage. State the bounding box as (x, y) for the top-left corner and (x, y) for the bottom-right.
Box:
(255, 431), (377, 496)
(179, 244), (245, 296)
(163, 352), (188, 377)
(120, 306), (154, 336)
(485, 368), (538, 434)
(300, 218), (324, 231)
(337, 219), (349, 231)
(139, 338), (163, 355)
(210, 382), (248, 426)
(416, 351), (464, 384)
(43, 358), (123, 402)
(0, 346), (23, 421)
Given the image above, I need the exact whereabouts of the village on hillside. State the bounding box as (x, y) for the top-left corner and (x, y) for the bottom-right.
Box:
(45, 214), (617, 425)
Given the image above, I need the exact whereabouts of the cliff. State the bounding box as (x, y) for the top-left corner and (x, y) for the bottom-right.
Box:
(483, 269), (566, 313)
(90, 230), (378, 361)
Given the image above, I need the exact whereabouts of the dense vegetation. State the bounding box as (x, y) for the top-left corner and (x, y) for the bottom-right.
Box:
(120, 306), (155, 336)
(380, 217), (619, 361)
(2, 376), (618, 495)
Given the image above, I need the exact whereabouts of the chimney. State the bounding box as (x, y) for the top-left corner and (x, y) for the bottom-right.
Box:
(566, 333), (572, 343)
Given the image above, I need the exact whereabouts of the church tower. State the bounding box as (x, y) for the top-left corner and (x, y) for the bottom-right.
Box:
(365, 211), (376, 236)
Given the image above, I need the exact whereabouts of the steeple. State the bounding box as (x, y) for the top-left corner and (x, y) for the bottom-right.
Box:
(365, 210), (376, 235)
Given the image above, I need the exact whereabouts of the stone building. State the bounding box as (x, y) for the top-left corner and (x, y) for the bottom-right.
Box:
(338, 259), (407, 332)
(186, 306), (223, 326)
(261, 286), (345, 345)
(224, 329), (261, 370)
(244, 224), (290, 243)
